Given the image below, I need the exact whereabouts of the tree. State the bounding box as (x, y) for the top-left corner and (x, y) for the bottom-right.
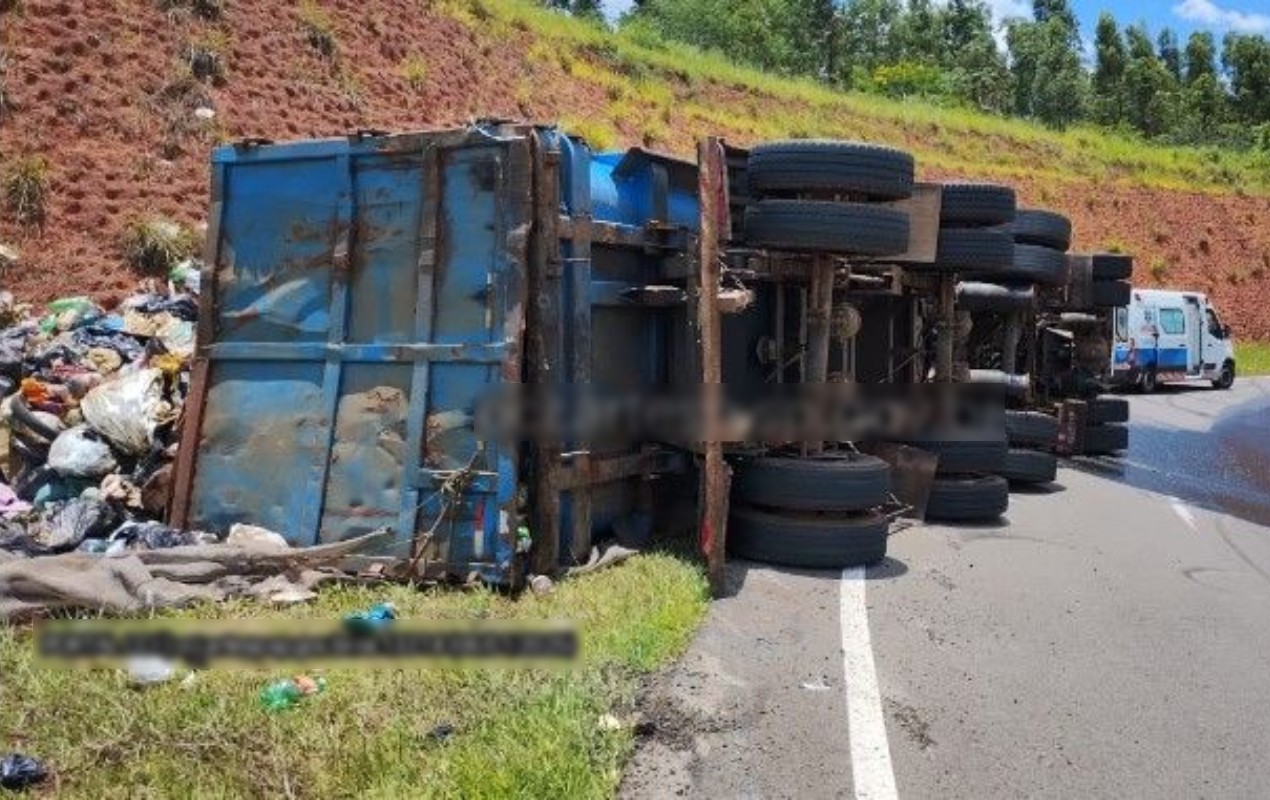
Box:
(895, 0), (943, 64)
(543, 0), (604, 18)
(1031, 0), (1078, 41)
(1184, 31), (1218, 84)
(1122, 24), (1178, 137)
(1007, 11), (1087, 128)
(941, 0), (1011, 112)
(1092, 13), (1127, 125)
(1223, 34), (1270, 125)
(1158, 28), (1182, 81)
(838, 0), (904, 84)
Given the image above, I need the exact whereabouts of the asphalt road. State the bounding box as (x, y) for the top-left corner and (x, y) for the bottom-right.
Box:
(623, 377), (1270, 799)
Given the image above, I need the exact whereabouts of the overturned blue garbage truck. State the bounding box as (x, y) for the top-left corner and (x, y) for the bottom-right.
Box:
(169, 122), (1128, 590)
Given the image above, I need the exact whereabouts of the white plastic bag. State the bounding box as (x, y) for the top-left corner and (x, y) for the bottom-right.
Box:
(80, 368), (163, 456)
(47, 425), (119, 477)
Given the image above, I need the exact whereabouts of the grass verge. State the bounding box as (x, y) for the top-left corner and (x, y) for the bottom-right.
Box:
(1236, 341), (1270, 376)
(438, 0), (1270, 195)
(0, 553), (708, 798)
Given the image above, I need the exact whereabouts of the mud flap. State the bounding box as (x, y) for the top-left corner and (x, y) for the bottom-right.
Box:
(858, 442), (938, 519)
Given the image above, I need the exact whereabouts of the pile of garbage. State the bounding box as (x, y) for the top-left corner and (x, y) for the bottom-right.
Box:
(0, 263), (203, 557)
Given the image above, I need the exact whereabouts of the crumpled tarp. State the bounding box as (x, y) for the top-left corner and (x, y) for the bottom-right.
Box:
(0, 529), (386, 621)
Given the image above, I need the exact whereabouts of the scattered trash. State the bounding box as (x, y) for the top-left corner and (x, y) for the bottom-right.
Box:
(800, 678), (832, 692)
(0, 484), (31, 516)
(0, 279), (201, 563)
(79, 368), (164, 456)
(427, 722), (456, 743)
(0, 753), (47, 790)
(566, 542), (640, 577)
(260, 674), (327, 712)
(227, 523), (289, 550)
(344, 601), (397, 634)
(47, 425), (118, 477)
(126, 655), (178, 687)
(529, 574), (554, 595)
(110, 520), (214, 550)
(598, 713), (623, 731)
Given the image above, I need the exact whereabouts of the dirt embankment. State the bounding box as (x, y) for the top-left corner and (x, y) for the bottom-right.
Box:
(3, 0), (1270, 337)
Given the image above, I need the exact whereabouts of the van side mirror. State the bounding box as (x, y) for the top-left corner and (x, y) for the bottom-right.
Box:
(1222, 324), (1232, 338)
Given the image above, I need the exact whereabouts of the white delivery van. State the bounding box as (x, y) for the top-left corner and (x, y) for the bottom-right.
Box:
(1110, 288), (1235, 391)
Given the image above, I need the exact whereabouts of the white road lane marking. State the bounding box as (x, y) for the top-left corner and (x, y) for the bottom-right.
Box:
(1169, 496), (1199, 532)
(841, 566), (899, 800)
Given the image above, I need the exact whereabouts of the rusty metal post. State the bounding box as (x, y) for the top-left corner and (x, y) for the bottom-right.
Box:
(935, 274), (955, 383)
(806, 256), (834, 385)
(527, 133), (564, 577)
(697, 138), (730, 596)
(1002, 311), (1022, 375)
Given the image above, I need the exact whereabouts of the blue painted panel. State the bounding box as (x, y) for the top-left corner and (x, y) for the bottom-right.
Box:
(189, 361), (328, 534)
(347, 151), (424, 344)
(189, 126), (696, 580)
(190, 131), (532, 580)
(218, 158), (336, 343)
(1136, 347), (1189, 369)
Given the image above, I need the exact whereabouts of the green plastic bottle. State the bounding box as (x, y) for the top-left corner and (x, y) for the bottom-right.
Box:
(259, 675), (326, 712)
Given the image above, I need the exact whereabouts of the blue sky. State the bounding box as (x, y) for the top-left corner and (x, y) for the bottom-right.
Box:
(604, 0), (1270, 42)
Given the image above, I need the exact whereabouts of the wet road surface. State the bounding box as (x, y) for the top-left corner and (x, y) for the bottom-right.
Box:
(1096, 377), (1270, 527)
(623, 377), (1270, 799)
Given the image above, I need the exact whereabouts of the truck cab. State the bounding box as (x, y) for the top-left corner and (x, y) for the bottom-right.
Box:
(1111, 288), (1235, 391)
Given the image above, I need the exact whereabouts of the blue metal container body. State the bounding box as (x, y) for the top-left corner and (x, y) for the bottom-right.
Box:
(179, 126), (700, 583)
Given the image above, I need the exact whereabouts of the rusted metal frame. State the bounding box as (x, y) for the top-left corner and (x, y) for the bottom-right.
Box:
(804, 255), (835, 454)
(398, 143), (443, 565)
(935, 274), (956, 383)
(559, 216), (690, 252)
(169, 162), (226, 529)
(774, 279), (785, 383)
(697, 138), (731, 595)
(552, 448), (685, 492)
(527, 133), (564, 576)
(302, 152), (356, 545)
(566, 205), (594, 565)
(1002, 311), (1022, 375)
(497, 138), (534, 585)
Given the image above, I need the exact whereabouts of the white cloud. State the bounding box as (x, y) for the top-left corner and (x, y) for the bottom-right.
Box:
(1173, 0), (1270, 34)
(983, 0), (1032, 23)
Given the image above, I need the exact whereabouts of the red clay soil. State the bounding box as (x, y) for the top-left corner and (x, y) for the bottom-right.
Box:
(3, 0), (1270, 338)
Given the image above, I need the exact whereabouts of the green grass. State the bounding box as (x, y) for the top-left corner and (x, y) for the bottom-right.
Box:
(1236, 341), (1270, 376)
(0, 553), (708, 798)
(437, 0), (1270, 195)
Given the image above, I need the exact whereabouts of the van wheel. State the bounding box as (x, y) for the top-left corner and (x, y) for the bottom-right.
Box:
(1140, 369), (1158, 393)
(1212, 361), (1235, 390)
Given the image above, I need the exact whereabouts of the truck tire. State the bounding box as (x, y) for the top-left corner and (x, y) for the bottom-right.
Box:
(1092, 279), (1131, 308)
(728, 504), (888, 569)
(903, 435), (1007, 473)
(1005, 410), (1059, 448)
(747, 140), (915, 201)
(939, 183), (1016, 226)
(925, 474), (1009, 521)
(1006, 243), (1067, 285)
(1086, 396), (1128, 424)
(933, 227), (1014, 271)
(731, 452), (891, 513)
(1083, 423), (1128, 454)
(1012, 209), (1072, 250)
(997, 448), (1058, 484)
(1091, 253), (1132, 280)
(744, 200), (910, 256)
(1212, 360), (1235, 390)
